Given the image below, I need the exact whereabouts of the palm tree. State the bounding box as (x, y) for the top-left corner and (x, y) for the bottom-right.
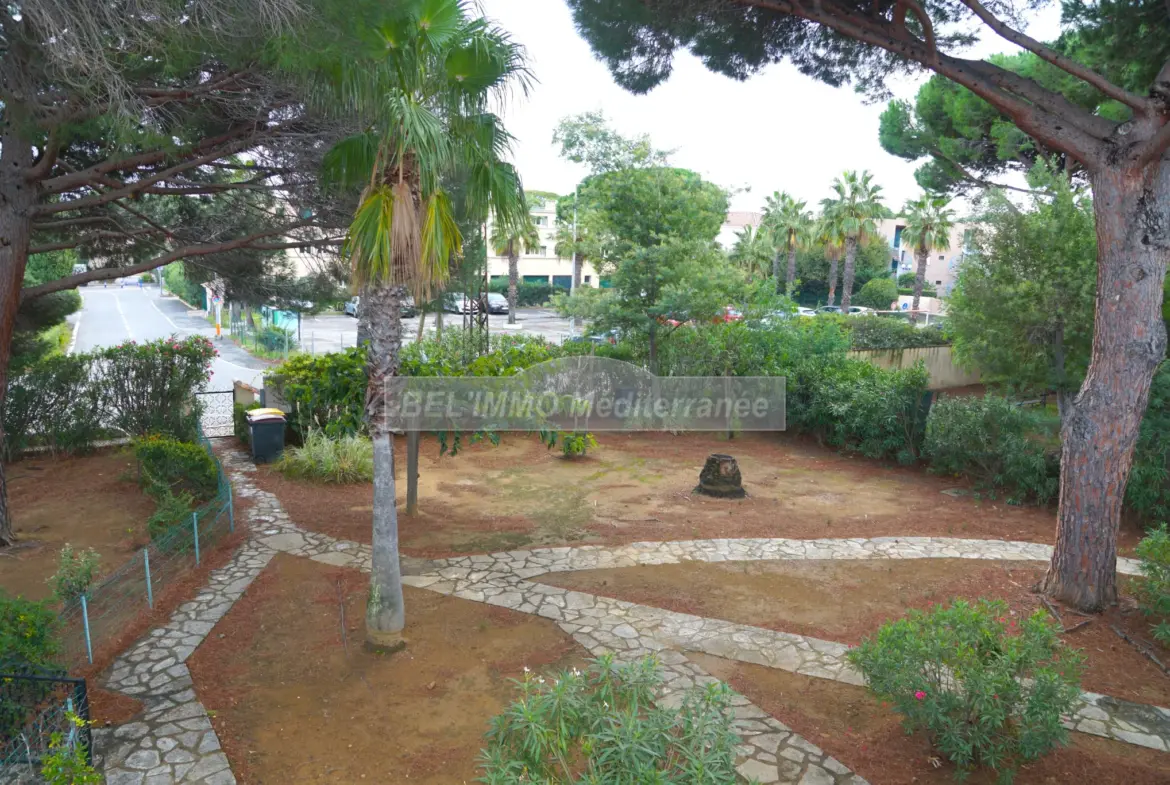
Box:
(321, 0), (531, 649)
(820, 171), (885, 311)
(762, 191), (812, 294)
(813, 215), (846, 306)
(491, 211), (540, 324)
(729, 224), (773, 281)
(901, 194), (956, 321)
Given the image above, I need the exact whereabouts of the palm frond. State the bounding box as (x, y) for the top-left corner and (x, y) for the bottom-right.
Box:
(417, 189), (461, 301)
(321, 132), (382, 192)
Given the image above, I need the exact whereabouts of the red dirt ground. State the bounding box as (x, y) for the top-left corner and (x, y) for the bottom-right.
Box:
(541, 558), (1170, 708)
(248, 431), (1147, 559)
(187, 553), (586, 785)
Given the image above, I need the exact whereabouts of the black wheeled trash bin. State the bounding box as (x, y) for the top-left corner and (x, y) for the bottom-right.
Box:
(246, 408), (287, 463)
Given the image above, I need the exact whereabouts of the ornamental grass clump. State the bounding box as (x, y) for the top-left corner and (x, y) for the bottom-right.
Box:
(847, 598), (1082, 785)
(478, 654), (743, 784)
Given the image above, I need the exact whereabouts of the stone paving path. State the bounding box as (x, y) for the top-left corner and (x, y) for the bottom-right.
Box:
(96, 448), (1168, 785)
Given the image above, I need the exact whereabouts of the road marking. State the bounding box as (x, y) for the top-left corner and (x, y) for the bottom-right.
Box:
(150, 298), (182, 331)
(115, 294), (135, 341)
(68, 294), (82, 354)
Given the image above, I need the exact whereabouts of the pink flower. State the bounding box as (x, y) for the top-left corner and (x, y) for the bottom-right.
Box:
(914, 691), (926, 701)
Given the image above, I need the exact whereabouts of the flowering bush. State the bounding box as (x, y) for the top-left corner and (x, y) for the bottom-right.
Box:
(478, 655), (742, 784)
(1136, 524), (1170, 645)
(847, 599), (1082, 784)
(98, 335), (216, 440)
(48, 544), (100, 604)
(41, 712), (101, 785)
(0, 591), (59, 672)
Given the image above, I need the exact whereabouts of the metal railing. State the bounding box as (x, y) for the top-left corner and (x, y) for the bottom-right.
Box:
(53, 428), (234, 670)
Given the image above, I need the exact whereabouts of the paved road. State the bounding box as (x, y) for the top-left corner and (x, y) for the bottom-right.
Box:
(71, 283), (268, 390)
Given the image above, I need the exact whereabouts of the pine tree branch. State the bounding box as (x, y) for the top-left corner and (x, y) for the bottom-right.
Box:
(1133, 120), (1170, 167)
(957, 0), (1150, 114)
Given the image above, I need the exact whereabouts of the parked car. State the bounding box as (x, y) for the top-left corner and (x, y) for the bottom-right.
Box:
(718, 307), (743, 323)
(486, 292), (509, 313)
(346, 295), (417, 317)
(344, 296), (359, 317)
(815, 305), (842, 316)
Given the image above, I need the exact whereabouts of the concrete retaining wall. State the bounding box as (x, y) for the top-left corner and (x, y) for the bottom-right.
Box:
(848, 345), (980, 390)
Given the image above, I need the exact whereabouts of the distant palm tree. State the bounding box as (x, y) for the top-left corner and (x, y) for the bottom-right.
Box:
(491, 213), (540, 324)
(813, 216), (846, 306)
(901, 194), (956, 320)
(762, 191), (812, 294)
(730, 224), (773, 281)
(821, 171), (885, 310)
(320, 0), (531, 649)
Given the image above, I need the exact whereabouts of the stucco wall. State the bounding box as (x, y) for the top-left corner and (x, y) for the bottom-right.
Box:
(848, 345), (980, 390)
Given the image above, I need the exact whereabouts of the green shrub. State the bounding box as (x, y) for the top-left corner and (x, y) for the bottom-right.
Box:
(97, 335), (216, 440)
(847, 599), (1082, 784)
(255, 324), (297, 353)
(847, 315), (949, 350)
(267, 347), (368, 439)
(478, 655), (741, 784)
(1127, 363), (1170, 524)
(3, 354), (105, 460)
(789, 357), (931, 463)
(134, 434), (218, 501)
(924, 395), (1060, 504)
(538, 429), (598, 458)
(147, 488), (197, 545)
(856, 277), (898, 309)
(234, 401), (262, 445)
(163, 262), (206, 308)
(275, 431), (374, 483)
(48, 544), (100, 604)
(487, 279), (559, 306)
(1136, 525), (1170, 646)
(656, 318), (851, 377)
(41, 713), (102, 785)
(0, 591), (59, 671)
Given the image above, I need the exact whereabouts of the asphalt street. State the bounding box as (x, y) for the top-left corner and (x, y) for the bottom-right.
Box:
(70, 282), (268, 390)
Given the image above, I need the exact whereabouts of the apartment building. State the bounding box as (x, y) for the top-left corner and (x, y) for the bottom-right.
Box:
(485, 193), (601, 289)
(877, 217), (972, 294)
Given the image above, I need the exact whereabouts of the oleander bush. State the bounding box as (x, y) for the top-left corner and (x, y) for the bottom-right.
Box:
(847, 598), (1082, 784)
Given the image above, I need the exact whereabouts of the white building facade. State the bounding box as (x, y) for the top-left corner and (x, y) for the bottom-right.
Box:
(485, 193), (602, 289)
(877, 217), (973, 295)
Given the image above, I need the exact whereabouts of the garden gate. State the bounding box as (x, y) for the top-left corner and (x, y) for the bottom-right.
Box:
(196, 390), (235, 438)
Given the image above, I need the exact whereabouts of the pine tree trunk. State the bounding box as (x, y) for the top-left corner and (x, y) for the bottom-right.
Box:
(786, 245), (797, 295)
(0, 134), (37, 547)
(912, 245), (928, 323)
(1040, 163), (1169, 612)
(507, 242), (519, 325)
(364, 281), (407, 648)
(826, 257), (839, 307)
(840, 236), (858, 312)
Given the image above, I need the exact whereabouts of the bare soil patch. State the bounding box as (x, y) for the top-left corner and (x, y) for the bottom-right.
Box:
(541, 559), (1170, 707)
(693, 654), (1170, 785)
(249, 432), (1146, 559)
(1, 450), (156, 601)
(187, 553), (585, 785)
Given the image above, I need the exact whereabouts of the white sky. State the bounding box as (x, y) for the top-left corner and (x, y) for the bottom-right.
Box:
(479, 0), (1062, 214)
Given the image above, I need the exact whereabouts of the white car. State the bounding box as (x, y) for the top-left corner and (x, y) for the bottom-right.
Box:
(443, 293), (479, 314)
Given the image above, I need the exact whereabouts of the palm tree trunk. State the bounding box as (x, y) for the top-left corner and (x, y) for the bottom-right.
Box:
(572, 253), (582, 290)
(912, 245), (928, 323)
(507, 243), (519, 325)
(827, 257), (839, 306)
(364, 281), (407, 650)
(772, 248), (782, 294)
(786, 244), (797, 295)
(356, 284), (372, 347)
(840, 236), (859, 311)
(416, 305), (427, 341)
(436, 306), (444, 339)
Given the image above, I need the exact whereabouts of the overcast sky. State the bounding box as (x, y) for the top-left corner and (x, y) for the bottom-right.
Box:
(479, 0), (1062, 215)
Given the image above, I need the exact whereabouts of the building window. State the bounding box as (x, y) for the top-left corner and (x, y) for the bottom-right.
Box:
(939, 254), (945, 261)
(935, 280), (942, 286)
(893, 225), (904, 248)
(534, 216), (547, 226)
(539, 246), (548, 256)
(584, 275), (591, 283)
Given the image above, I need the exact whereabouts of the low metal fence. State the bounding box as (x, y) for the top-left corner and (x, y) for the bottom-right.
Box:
(53, 428), (235, 669)
(0, 670), (91, 777)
